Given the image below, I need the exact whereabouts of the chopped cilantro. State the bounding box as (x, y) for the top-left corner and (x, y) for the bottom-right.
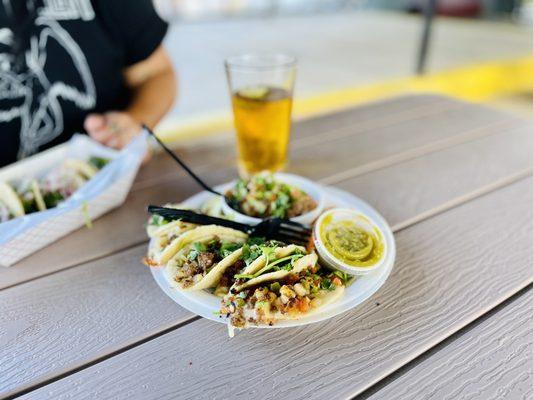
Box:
(247, 237), (266, 246)
(88, 156), (110, 170)
(188, 250), (199, 261)
(149, 214), (168, 227)
(193, 242), (207, 252)
(332, 270), (349, 284)
(219, 241), (242, 258)
(242, 244), (263, 266)
(42, 191), (65, 208)
(320, 277), (334, 291)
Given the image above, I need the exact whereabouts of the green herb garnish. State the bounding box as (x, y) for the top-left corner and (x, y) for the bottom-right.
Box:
(193, 242), (207, 252)
(43, 191), (64, 208)
(219, 241), (242, 258)
(320, 277), (335, 291)
(88, 156), (110, 170)
(149, 214), (169, 227)
(270, 282), (281, 293)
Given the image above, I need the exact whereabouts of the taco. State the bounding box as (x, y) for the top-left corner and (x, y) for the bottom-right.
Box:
(16, 179), (47, 213)
(157, 225), (247, 265)
(230, 244), (307, 292)
(146, 203), (194, 238)
(0, 182), (25, 222)
(0, 155), (108, 224)
(210, 240), (306, 296)
(39, 166), (85, 208)
(63, 159), (99, 179)
(146, 211), (197, 259)
(162, 225), (248, 290)
(220, 251), (348, 330)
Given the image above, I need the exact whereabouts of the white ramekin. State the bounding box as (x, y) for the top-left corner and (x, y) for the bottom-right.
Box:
(313, 208), (387, 276)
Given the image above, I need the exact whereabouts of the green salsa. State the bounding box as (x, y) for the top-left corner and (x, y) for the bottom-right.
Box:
(320, 214), (384, 268)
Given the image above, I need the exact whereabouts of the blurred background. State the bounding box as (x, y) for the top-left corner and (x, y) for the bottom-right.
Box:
(152, 0), (533, 140)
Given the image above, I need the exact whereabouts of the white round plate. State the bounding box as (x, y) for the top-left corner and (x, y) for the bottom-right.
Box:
(150, 183), (396, 328)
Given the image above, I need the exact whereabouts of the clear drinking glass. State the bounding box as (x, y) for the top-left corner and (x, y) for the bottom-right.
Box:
(225, 54), (297, 177)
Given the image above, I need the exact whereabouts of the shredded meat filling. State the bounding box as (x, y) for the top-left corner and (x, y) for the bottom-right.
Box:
(219, 259), (244, 288)
(286, 194), (317, 218)
(182, 260), (201, 277)
(197, 252), (218, 272)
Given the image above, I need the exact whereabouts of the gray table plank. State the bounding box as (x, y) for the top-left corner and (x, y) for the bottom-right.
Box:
(19, 173), (533, 400)
(290, 103), (518, 181)
(335, 125), (533, 228)
(292, 94), (450, 141)
(0, 97), (517, 289)
(3, 125), (533, 397)
(367, 288), (533, 400)
(135, 95), (466, 191)
(135, 94), (455, 190)
(0, 245), (193, 398)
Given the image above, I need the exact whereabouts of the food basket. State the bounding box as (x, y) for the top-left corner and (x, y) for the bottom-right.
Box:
(0, 132), (147, 267)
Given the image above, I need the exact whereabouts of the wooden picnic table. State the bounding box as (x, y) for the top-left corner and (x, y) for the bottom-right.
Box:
(1, 94), (532, 400)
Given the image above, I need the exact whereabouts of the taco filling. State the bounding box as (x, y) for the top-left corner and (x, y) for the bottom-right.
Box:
(0, 199), (14, 222)
(0, 155), (110, 223)
(146, 204), (197, 259)
(0, 182), (25, 222)
(167, 238), (245, 290)
(16, 179), (46, 213)
(163, 226), (248, 291)
(220, 253), (349, 329)
(225, 172), (317, 219)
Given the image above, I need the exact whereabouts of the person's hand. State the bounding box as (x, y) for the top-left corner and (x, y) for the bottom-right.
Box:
(84, 112), (141, 148)
(84, 112), (152, 162)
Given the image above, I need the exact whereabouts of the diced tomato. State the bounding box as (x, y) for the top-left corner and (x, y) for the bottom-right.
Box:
(296, 297), (310, 312)
(332, 276), (342, 286)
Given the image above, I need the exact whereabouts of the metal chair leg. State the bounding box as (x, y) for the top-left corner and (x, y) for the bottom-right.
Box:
(416, 0), (438, 75)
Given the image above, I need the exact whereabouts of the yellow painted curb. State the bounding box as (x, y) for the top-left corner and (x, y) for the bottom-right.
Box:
(157, 55), (533, 143)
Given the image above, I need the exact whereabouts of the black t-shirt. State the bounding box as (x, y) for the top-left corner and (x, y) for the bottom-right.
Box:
(0, 0), (168, 167)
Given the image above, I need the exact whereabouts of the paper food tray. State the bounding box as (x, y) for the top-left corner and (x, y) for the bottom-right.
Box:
(0, 132), (148, 267)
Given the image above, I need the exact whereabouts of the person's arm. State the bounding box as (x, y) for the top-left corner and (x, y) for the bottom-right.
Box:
(84, 45), (177, 150)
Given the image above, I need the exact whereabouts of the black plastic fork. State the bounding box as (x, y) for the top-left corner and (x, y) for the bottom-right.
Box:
(147, 206), (312, 246)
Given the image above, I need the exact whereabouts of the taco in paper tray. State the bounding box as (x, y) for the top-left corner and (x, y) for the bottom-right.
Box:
(0, 156), (109, 223)
(39, 158), (96, 208)
(16, 179), (47, 213)
(0, 182), (25, 222)
(220, 248), (349, 330)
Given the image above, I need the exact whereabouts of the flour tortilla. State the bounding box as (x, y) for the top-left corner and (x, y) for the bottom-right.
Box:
(158, 225), (248, 265)
(146, 219), (196, 239)
(241, 244), (306, 275)
(64, 159), (98, 179)
(166, 247), (244, 291)
(0, 182), (25, 218)
(30, 180), (46, 211)
(147, 220), (197, 259)
(233, 253), (317, 292)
